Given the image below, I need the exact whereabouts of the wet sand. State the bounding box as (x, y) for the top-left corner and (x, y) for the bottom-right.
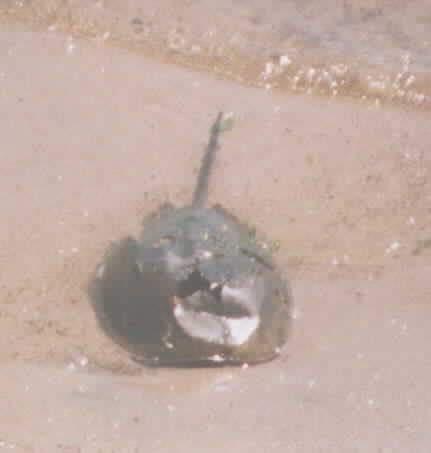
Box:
(1, 20), (431, 452)
(2, 0), (431, 107)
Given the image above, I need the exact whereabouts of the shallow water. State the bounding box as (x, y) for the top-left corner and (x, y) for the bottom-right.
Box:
(2, 0), (430, 107)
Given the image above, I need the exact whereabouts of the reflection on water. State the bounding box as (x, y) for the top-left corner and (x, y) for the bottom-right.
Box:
(65, 353), (246, 397)
(1, 0), (430, 107)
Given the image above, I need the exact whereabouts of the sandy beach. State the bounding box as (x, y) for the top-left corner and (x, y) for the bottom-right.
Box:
(1, 9), (431, 452)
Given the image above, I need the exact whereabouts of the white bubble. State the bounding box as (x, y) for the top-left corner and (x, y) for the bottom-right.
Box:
(385, 241), (400, 254)
(77, 356), (89, 367)
(279, 55), (291, 66)
(210, 354), (224, 362)
(262, 62), (275, 80)
(405, 75), (415, 87)
(66, 38), (76, 54)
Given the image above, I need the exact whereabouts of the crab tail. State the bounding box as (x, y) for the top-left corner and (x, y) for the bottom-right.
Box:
(192, 112), (224, 208)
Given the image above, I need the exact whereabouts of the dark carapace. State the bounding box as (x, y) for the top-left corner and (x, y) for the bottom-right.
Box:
(89, 113), (291, 366)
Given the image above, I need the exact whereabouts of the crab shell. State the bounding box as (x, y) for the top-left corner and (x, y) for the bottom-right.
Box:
(89, 203), (291, 366)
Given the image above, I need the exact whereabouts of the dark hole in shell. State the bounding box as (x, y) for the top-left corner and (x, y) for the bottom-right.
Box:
(176, 269), (222, 300)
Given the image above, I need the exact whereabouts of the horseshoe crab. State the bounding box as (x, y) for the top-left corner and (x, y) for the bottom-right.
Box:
(89, 113), (292, 366)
